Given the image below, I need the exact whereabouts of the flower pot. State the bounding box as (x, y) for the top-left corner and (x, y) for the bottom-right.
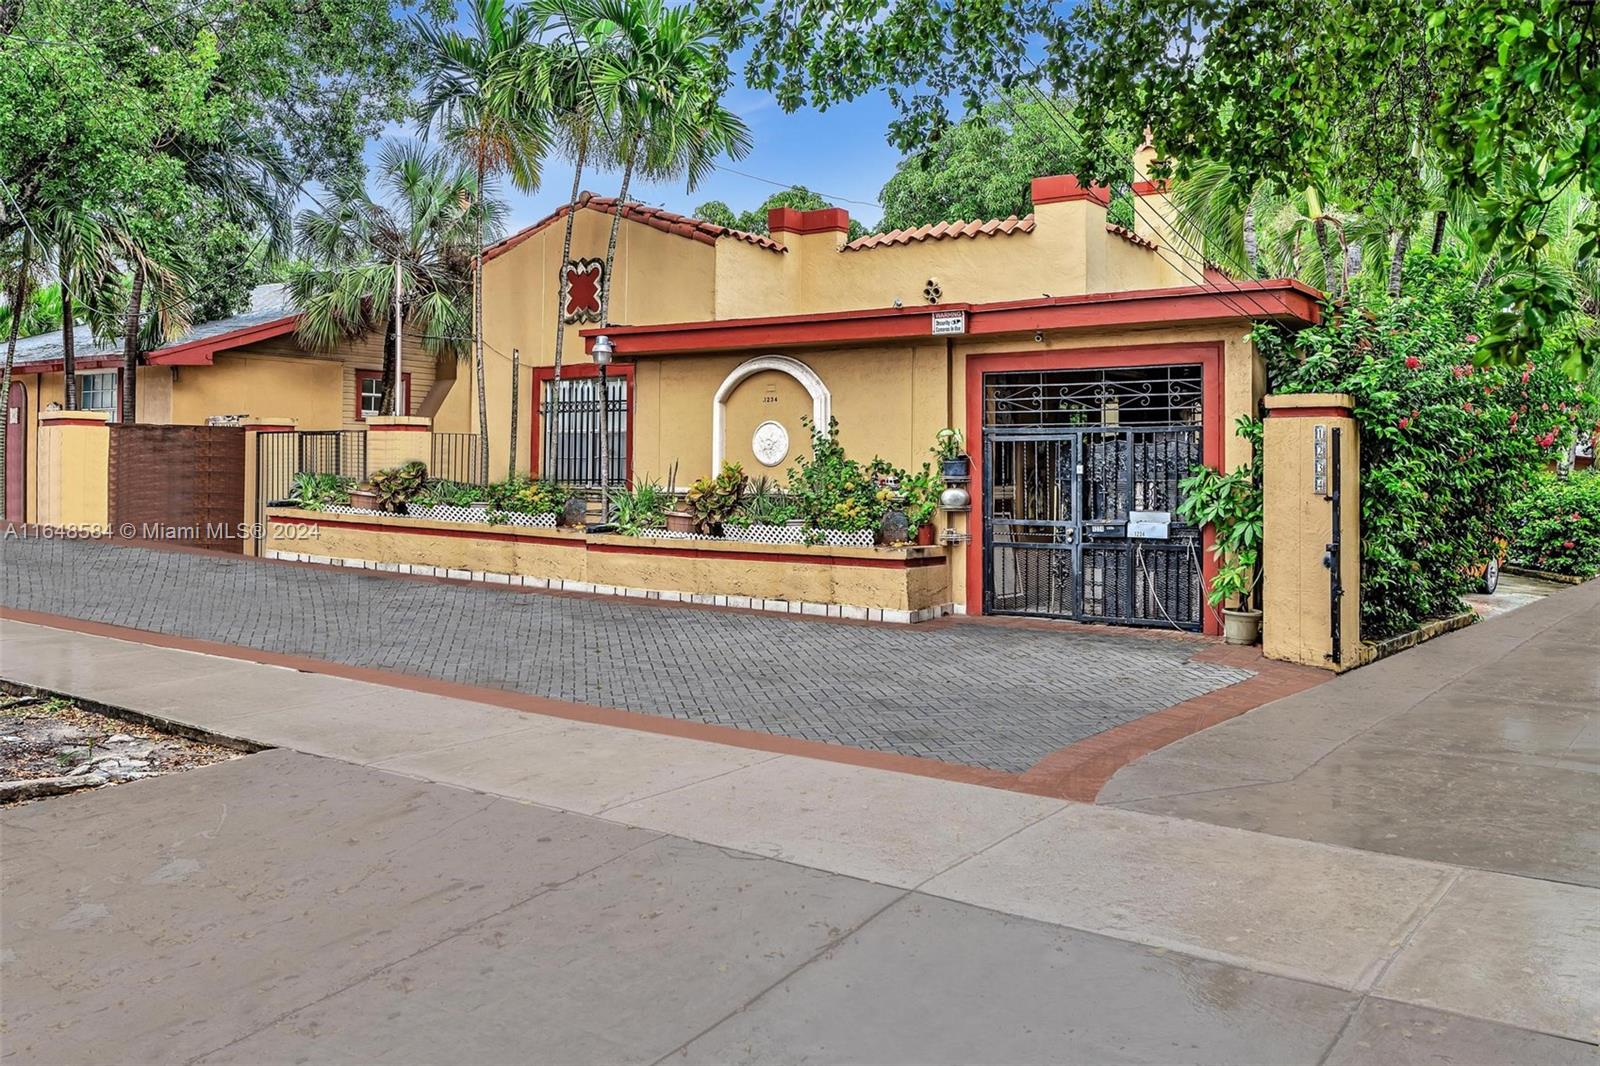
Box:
(665, 509), (695, 534)
(915, 524), (936, 546)
(348, 487), (378, 511)
(940, 456), (970, 481)
(1222, 608), (1263, 646)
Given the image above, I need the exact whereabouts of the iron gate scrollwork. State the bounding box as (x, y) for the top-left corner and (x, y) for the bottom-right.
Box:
(982, 365), (1205, 630)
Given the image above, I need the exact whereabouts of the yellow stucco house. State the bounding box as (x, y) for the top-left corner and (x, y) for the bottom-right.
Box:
(9, 158), (1321, 634)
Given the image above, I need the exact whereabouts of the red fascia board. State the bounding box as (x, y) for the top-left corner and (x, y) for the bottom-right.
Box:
(13, 354), (124, 374)
(146, 314), (300, 366)
(581, 281), (1322, 357)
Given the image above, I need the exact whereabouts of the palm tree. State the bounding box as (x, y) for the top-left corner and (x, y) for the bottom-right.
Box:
(287, 141), (499, 425)
(501, 11), (614, 477)
(1, 230), (42, 520)
(418, 0), (551, 481)
(582, 0), (752, 327)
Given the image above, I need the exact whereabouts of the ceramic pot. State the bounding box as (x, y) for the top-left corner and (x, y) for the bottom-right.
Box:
(665, 510), (695, 534)
(940, 456), (970, 480)
(1222, 608), (1263, 646)
(915, 524), (936, 546)
(349, 487), (378, 511)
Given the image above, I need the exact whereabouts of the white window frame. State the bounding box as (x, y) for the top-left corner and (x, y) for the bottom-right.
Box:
(78, 371), (118, 421)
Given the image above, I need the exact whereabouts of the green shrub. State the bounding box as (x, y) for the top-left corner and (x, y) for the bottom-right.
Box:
(486, 476), (566, 515)
(425, 479), (487, 507)
(686, 462), (749, 534)
(289, 472), (352, 511)
(1509, 470), (1600, 577)
(1177, 418), (1263, 610)
(370, 461), (427, 513)
(787, 418), (897, 536)
(1258, 253), (1596, 638)
(609, 478), (671, 535)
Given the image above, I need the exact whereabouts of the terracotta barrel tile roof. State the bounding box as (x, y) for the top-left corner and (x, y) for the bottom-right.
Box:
(483, 194), (786, 261)
(842, 214), (1035, 252)
(1106, 223), (1159, 250)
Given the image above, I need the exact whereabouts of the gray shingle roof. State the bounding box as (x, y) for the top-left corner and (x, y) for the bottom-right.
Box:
(8, 284), (294, 369)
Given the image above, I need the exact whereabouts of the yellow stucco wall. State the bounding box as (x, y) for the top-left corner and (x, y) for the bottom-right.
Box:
(1262, 394), (1362, 670)
(35, 411), (109, 528)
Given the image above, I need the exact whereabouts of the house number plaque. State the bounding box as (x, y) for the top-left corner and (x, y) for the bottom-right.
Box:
(1312, 424), (1328, 497)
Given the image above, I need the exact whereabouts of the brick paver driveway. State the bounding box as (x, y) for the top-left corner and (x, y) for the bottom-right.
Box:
(0, 536), (1252, 772)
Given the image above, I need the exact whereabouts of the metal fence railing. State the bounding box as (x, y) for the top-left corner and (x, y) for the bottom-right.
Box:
(430, 432), (486, 485)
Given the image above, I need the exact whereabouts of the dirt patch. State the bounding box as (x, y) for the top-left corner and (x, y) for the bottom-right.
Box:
(1, 694), (242, 804)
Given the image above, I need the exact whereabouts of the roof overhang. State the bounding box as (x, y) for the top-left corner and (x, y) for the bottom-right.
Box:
(146, 315), (300, 366)
(580, 281), (1323, 358)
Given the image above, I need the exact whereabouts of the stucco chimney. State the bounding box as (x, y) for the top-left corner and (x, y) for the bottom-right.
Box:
(1029, 175), (1110, 295)
(767, 206), (851, 250)
(1131, 141), (1181, 253)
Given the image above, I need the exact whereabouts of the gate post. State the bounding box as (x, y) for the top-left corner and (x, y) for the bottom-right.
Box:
(243, 418), (296, 557)
(36, 409), (110, 530)
(1262, 393), (1362, 670)
(366, 415), (432, 475)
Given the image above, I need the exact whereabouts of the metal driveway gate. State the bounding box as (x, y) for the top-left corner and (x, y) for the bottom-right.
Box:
(982, 365), (1205, 629)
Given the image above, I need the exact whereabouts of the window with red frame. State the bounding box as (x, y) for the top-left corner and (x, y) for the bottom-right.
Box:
(356, 370), (412, 420)
(535, 367), (629, 485)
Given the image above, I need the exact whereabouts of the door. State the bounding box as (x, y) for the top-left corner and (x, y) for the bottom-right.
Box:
(5, 381), (24, 520)
(982, 365), (1206, 630)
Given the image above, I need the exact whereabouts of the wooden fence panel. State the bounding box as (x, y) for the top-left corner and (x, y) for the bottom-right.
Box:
(108, 425), (246, 553)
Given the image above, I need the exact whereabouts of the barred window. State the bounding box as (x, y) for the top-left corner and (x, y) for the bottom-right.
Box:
(539, 374), (627, 485)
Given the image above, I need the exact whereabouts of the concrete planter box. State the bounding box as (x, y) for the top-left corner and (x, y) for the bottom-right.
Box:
(265, 507), (951, 619)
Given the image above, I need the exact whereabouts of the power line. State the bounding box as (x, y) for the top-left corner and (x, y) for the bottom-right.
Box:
(707, 164), (880, 210)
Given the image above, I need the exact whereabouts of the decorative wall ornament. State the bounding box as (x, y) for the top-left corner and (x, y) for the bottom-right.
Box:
(712, 355), (831, 469)
(923, 278), (943, 304)
(751, 420), (790, 467)
(561, 258), (605, 324)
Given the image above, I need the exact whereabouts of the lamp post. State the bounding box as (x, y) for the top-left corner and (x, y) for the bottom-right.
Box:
(593, 334), (614, 523)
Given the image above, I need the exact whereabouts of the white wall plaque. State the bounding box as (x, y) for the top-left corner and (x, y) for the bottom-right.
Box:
(931, 310), (967, 335)
(752, 420), (790, 467)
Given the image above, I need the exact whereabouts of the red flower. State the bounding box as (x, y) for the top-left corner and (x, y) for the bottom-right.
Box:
(1463, 401), (1474, 413)
(1509, 412), (1519, 427)
(1538, 430), (1558, 448)
(1405, 355), (1421, 370)
(1465, 333), (1480, 343)
(1453, 366), (1467, 378)
(1521, 370), (1531, 383)
(1398, 417), (1410, 430)
(1564, 540), (1576, 549)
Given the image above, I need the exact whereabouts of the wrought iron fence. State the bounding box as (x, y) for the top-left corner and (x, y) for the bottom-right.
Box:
(539, 375), (627, 486)
(430, 432), (486, 485)
(255, 430), (367, 553)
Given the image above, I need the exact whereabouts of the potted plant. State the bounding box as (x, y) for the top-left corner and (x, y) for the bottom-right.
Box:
(370, 461), (428, 515)
(686, 461), (749, 536)
(1177, 418), (1264, 645)
(349, 483), (380, 510)
(933, 428), (968, 480)
(899, 463), (941, 545)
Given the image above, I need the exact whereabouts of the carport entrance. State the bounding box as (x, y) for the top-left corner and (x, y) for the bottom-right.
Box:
(981, 364), (1205, 629)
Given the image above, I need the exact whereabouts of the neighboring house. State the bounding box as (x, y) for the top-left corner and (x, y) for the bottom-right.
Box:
(5, 284), (454, 521)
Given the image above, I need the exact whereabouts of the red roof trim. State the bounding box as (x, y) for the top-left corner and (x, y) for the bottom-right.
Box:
(768, 206), (851, 236)
(146, 314), (300, 367)
(1031, 175), (1112, 207)
(483, 195), (786, 263)
(580, 280), (1322, 356)
(15, 354), (125, 375)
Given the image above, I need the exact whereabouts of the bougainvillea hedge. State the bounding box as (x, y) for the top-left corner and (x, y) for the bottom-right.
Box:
(1256, 254), (1598, 640)
(1509, 470), (1600, 578)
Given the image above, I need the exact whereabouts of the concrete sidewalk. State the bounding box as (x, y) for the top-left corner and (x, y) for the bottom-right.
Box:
(3, 615), (1597, 1059)
(1103, 576), (1600, 886)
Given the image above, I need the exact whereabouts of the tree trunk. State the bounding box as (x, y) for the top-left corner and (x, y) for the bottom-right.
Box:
(547, 146), (586, 479)
(1242, 200), (1258, 274)
(379, 310), (397, 419)
(60, 251), (77, 410)
(474, 157), (490, 484)
(508, 346), (520, 479)
(1429, 210), (1448, 256)
(598, 135), (639, 327)
(1313, 217), (1338, 298)
(391, 257), (403, 417)
(121, 262), (143, 424)
(595, 135), (639, 510)
(1474, 255), (1498, 292)
(0, 231), (30, 521)
(1388, 227), (1411, 298)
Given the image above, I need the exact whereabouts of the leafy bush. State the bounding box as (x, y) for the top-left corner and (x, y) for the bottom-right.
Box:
(289, 472), (351, 511)
(898, 463), (940, 533)
(486, 476), (567, 515)
(787, 418), (897, 537)
(1259, 254), (1597, 638)
(686, 462), (749, 534)
(1177, 418), (1263, 610)
(369, 461), (427, 514)
(1508, 470), (1600, 577)
(609, 478), (671, 535)
(728, 477), (795, 528)
(425, 479), (487, 506)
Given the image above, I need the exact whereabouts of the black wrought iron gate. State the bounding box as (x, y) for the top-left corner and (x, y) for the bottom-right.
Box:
(981, 365), (1205, 630)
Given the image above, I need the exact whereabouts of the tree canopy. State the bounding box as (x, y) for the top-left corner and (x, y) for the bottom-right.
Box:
(695, 187), (866, 239)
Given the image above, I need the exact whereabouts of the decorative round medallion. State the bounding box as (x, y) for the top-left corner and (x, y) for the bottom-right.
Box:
(751, 420), (790, 467)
